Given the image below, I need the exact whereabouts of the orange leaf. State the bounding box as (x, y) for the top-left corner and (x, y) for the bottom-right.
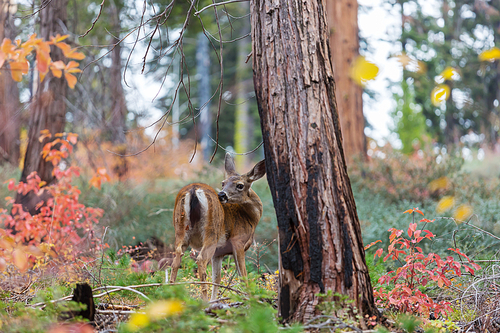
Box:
(0, 50), (5, 69)
(13, 248), (29, 272)
(9, 60), (29, 82)
(36, 48), (51, 75)
(89, 175), (102, 190)
(403, 209), (413, 214)
(65, 72), (77, 89)
(364, 239), (382, 250)
(64, 48), (86, 60)
(50, 34), (69, 44)
(67, 133), (78, 145)
(39, 129), (52, 142)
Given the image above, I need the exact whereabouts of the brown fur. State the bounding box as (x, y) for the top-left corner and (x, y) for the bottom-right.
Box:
(169, 183), (224, 300)
(169, 154), (266, 301)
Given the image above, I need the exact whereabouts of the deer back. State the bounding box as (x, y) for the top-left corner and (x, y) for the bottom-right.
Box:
(173, 183), (224, 251)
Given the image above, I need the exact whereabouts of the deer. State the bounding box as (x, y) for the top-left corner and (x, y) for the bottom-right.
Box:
(169, 153), (266, 301)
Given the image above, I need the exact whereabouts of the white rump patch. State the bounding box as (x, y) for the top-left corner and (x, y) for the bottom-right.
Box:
(183, 192), (191, 224)
(195, 189), (209, 212)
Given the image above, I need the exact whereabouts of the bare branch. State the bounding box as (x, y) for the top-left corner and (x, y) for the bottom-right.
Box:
(194, 0), (249, 16)
(80, 0), (106, 37)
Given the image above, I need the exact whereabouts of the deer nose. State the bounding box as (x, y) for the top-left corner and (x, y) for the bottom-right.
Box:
(218, 191), (228, 203)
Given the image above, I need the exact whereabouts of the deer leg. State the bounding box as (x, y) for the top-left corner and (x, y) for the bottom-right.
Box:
(169, 244), (187, 283)
(232, 246), (248, 277)
(197, 244), (217, 301)
(211, 255), (224, 301)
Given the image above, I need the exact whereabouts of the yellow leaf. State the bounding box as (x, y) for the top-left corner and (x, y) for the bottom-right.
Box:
(350, 56), (379, 86)
(436, 196), (455, 214)
(147, 300), (184, 320)
(454, 204), (473, 221)
(429, 177), (449, 192)
(439, 66), (460, 81)
(478, 47), (500, 62)
(126, 312), (150, 331)
(431, 84), (450, 106)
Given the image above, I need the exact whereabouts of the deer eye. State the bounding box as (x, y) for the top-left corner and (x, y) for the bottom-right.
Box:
(236, 184), (244, 190)
(221, 181), (225, 187)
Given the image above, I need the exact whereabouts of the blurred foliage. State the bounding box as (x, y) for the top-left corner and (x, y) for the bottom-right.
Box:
(351, 147), (500, 261)
(392, 78), (429, 154)
(390, 0), (500, 149)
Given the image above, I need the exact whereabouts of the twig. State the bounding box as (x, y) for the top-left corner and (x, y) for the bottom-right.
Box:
(208, 135), (263, 156)
(30, 281), (246, 309)
(80, 0), (106, 37)
(93, 286), (151, 301)
(194, 0), (249, 16)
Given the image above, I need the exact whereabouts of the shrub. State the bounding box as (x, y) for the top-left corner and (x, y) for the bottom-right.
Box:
(366, 208), (481, 318)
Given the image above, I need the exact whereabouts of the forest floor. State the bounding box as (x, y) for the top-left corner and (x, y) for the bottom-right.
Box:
(1, 148), (500, 332)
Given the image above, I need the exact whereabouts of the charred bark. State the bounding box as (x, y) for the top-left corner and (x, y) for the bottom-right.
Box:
(251, 0), (378, 324)
(326, 0), (366, 162)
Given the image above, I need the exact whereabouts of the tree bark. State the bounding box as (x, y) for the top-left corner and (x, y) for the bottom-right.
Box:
(326, 0), (365, 162)
(16, 0), (68, 213)
(107, 0), (128, 179)
(234, 3), (252, 169)
(251, 0), (378, 324)
(0, 0), (20, 165)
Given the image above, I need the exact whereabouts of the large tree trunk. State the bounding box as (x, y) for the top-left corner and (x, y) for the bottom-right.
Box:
(0, 0), (21, 165)
(251, 0), (378, 324)
(16, 0), (68, 213)
(326, 0), (365, 162)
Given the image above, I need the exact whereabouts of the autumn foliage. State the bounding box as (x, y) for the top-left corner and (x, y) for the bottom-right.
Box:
(366, 208), (481, 318)
(0, 133), (103, 274)
(0, 34), (84, 88)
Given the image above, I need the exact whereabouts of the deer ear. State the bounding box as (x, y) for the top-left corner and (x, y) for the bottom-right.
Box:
(225, 153), (238, 176)
(246, 159), (266, 182)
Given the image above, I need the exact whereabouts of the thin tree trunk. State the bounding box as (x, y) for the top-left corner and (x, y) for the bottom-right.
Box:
(251, 0), (378, 324)
(326, 0), (365, 162)
(234, 4), (252, 169)
(16, 0), (68, 213)
(108, 0), (128, 178)
(0, 0), (20, 165)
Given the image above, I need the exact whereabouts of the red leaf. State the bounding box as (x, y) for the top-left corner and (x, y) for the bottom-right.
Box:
(415, 209), (424, 215)
(374, 248), (383, 259)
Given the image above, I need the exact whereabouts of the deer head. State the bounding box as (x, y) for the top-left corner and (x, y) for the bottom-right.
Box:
(218, 153), (266, 204)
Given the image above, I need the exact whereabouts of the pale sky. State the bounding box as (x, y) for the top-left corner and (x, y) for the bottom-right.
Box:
(127, 0), (414, 147)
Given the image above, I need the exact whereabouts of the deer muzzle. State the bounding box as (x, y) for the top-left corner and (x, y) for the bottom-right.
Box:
(218, 191), (228, 203)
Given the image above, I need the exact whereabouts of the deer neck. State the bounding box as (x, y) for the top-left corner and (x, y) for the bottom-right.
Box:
(225, 189), (263, 225)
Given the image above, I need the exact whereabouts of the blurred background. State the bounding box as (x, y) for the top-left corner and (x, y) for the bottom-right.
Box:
(1, 0), (500, 272)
